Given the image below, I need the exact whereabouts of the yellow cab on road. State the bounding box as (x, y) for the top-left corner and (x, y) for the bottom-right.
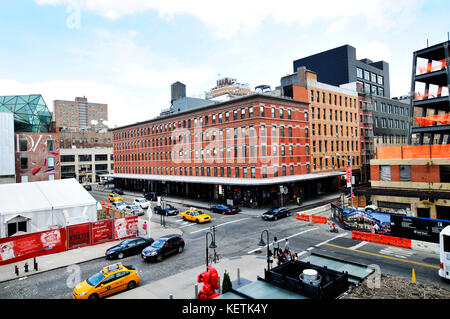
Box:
(108, 193), (123, 202)
(179, 209), (211, 224)
(73, 263), (140, 299)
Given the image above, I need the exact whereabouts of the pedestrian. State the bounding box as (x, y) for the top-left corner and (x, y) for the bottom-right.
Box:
(143, 221), (148, 235)
(284, 238), (290, 253)
(293, 252), (298, 261)
(374, 223), (380, 234)
(273, 237), (279, 256)
(268, 250), (273, 269)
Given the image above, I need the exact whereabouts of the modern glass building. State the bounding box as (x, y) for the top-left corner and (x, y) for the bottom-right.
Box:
(0, 94), (52, 132)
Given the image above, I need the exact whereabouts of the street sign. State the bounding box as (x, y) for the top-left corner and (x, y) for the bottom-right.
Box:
(346, 165), (351, 187)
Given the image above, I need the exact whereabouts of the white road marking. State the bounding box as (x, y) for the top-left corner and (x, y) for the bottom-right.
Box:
(314, 233), (348, 247)
(189, 218), (250, 234)
(247, 227), (319, 254)
(379, 246), (415, 259)
(349, 241), (369, 250)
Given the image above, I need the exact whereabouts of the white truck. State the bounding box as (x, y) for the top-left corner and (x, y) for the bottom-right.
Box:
(439, 225), (450, 280)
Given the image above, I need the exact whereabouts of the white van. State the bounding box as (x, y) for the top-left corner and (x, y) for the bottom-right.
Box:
(439, 225), (450, 280)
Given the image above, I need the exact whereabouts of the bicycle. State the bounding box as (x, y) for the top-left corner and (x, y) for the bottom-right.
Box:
(208, 250), (221, 264)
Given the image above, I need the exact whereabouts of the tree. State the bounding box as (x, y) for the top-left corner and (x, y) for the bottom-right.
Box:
(222, 270), (232, 294)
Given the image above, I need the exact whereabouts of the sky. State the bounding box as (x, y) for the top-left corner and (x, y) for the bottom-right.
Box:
(0, 0), (448, 127)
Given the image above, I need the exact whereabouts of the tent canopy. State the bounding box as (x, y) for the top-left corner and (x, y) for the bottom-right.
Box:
(0, 178), (96, 215)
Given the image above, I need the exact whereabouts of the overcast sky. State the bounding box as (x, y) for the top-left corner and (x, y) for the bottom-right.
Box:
(0, 0), (448, 127)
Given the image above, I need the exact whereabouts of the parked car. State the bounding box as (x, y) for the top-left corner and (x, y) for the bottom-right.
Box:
(180, 209), (211, 223)
(111, 201), (127, 211)
(134, 198), (150, 209)
(210, 204), (240, 215)
(141, 234), (185, 262)
(144, 192), (159, 201)
(83, 184), (92, 191)
(113, 188), (124, 195)
(108, 193), (123, 202)
(125, 204), (144, 216)
(72, 263), (140, 299)
(364, 205), (378, 212)
(261, 207), (291, 221)
(105, 237), (154, 259)
(154, 204), (179, 216)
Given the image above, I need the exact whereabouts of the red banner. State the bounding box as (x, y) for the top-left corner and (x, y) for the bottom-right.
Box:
(92, 219), (114, 245)
(346, 165), (351, 187)
(67, 223), (91, 250)
(114, 216), (138, 240)
(0, 229), (66, 266)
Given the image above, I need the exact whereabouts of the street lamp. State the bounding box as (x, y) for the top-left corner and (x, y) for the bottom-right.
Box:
(205, 232), (217, 270)
(258, 229), (270, 272)
(336, 152), (354, 209)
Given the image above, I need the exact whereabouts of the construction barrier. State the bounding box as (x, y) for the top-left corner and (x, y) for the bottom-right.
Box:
(311, 215), (327, 224)
(296, 213), (310, 221)
(352, 231), (411, 249)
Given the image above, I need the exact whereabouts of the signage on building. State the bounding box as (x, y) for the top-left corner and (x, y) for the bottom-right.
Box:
(346, 165), (352, 187)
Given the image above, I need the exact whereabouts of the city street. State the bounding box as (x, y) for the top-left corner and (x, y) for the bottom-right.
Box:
(0, 189), (448, 299)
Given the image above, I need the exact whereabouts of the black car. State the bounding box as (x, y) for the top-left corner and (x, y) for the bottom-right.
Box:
(141, 234), (185, 262)
(261, 207), (291, 221)
(113, 188), (124, 195)
(154, 204), (179, 216)
(106, 237), (154, 259)
(210, 204), (240, 214)
(144, 192), (159, 201)
(83, 184), (92, 191)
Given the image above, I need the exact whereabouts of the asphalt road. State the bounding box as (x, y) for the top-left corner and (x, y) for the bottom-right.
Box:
(1, 189), (448, 299)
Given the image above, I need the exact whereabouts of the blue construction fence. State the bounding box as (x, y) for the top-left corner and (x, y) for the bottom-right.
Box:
(331, 204), (450, 244)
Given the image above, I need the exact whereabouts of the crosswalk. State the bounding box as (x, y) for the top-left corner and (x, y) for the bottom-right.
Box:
(378, 246), (415, 259)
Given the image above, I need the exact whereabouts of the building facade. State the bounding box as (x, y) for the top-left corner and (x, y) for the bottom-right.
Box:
(293, 44), (390, 98)
(0, 112), (16, 184)
(281, 67), (361, 186)
(356, 145), (450, 219)
(60, 147), (114, 183)
(109, 94), (342, 206)
(15, 132), (61, 183)
(54, 96), (108, 132)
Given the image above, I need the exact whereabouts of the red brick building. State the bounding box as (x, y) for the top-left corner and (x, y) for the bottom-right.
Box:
(109, 94), (343, 206)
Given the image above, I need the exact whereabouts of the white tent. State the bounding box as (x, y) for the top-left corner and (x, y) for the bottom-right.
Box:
(0, 178), (97, 238)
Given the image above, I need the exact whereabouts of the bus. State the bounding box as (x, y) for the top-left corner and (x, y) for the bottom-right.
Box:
(439, 225), (450, 280)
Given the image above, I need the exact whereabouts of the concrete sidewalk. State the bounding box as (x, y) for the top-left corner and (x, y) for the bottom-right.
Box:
(0, 219), (182, 283)
(109, 254), (267, 299)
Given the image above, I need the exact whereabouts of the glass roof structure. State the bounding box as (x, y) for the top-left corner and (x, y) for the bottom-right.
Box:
(0, 94), (52, 132)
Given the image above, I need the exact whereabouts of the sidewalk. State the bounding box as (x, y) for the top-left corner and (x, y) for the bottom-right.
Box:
(0, 219), (182, 283)
(109, 254), (267, 299)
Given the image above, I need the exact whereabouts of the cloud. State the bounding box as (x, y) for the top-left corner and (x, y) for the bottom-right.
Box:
(357, 40), (392, 62)
(0, 78), (149, 127)
(35, 0), (423, 38)
(325, 18), (348, 33)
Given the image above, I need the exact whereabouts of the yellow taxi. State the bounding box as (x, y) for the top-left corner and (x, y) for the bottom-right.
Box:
(180, 209), (212, 224)
(73, 263), (140, 299)
(108, 193), (124, 202)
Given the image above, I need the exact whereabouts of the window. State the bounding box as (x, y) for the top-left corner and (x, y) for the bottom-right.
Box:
(271, 107), (275, 118)
(20, 157), (28, 170)
(371, 73), (377, 83)
(356, 67), (363, 78)
(364, 70), (370, 80)
(249, 106), (253, 118)
(241, 108), (245, 119)
(260, 106), (265, 117)
(380, 165), (391, 181)
(377, 75), (383, 85)
(19, 139), (27, 152)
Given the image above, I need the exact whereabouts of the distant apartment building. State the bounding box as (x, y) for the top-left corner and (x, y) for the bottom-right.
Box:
(54, 96), (108, 132)
(293, 44), (390, 98)
(208, 77), (252, 99)
(60, 147), (114, 183)
(281, 67), (361, 185)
